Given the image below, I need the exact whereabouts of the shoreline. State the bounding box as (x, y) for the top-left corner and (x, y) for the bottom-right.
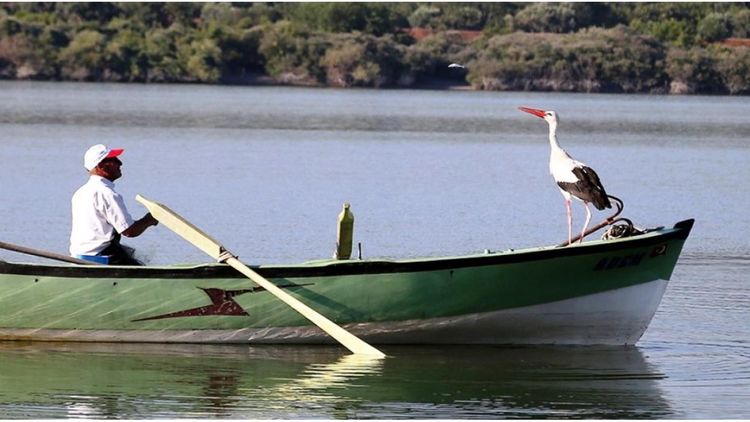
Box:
(3, 77), (737, 96)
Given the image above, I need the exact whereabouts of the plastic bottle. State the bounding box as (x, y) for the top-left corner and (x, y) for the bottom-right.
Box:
(334, 202), (354, 259)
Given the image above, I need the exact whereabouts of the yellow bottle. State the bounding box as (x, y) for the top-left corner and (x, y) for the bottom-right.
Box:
(335, 202), (354, 260)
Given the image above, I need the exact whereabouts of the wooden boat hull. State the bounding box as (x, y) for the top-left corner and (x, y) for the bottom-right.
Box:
(0, 219), (693, 345)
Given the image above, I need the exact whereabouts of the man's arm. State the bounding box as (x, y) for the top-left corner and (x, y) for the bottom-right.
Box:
(122, 213), (158, 237)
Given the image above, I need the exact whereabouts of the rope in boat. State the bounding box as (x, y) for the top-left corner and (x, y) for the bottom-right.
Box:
(601, 217), (646, 240)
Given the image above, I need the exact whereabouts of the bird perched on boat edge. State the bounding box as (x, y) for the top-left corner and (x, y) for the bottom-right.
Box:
(519, 106), (612, 245)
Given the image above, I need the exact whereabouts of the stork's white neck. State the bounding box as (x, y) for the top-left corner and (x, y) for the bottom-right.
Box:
(548, 120), (562, 151)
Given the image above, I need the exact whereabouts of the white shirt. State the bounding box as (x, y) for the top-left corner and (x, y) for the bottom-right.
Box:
(69, 175), (135, 256)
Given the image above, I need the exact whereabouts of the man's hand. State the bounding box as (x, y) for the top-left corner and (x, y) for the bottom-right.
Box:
(122, 213), (159, 237)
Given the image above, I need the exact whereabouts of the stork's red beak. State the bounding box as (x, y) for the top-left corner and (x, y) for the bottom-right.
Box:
(519, 106), (546, 118)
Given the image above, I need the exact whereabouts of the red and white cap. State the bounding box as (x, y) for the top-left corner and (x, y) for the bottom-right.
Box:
(84, 144), (124, 170)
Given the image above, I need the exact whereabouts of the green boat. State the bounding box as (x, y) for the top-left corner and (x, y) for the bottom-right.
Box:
(0, 219), (693, 346)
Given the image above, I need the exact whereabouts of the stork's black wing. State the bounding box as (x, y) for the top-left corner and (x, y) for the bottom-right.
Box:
(557, 165), (612, 210)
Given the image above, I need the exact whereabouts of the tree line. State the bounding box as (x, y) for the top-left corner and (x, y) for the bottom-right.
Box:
(1, 2), (749, 94)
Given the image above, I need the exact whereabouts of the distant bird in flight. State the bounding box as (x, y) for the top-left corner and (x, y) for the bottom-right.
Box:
(448, 63), (465, 69)
(519, 106), (612, 245)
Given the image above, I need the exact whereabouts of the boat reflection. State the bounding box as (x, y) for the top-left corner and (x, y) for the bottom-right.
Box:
(0, 342), (673, 418)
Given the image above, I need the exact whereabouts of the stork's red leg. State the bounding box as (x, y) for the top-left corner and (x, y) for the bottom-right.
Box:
(565, 198), (572, 245)
(581, 202), (592, 243)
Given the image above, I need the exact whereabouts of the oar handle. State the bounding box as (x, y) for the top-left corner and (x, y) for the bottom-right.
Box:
(0, 241), (95, 265)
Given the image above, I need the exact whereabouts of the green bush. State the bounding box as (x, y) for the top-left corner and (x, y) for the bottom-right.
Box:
(697, 12), (733, 43)
(714, 46), (750, 94)
(629, 17), (694, 48)
(320, 33), (406, 87)
(143, 25), (188, 82)
(182, 37), (221, 82)
(620, 3), (717, 47)
(0, 18), (61, 79)
(730, 9), (750, 38)
(470, 26), (668, 93)
(512, 3), (616, 34)
(666, 47), (724, 94)
(103, 28), (147, 81)
(668, 45), (750, 94)
(408, 5), (441, 29)
(59, 29), (107, 80)
(320, 34), (379, 87)
(281, 3), (406, 36)
(436, 4), (484, 30)
(257, 20), (327, 85)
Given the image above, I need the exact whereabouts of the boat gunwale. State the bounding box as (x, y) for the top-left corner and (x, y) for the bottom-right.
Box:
(0, 219), (694, 280)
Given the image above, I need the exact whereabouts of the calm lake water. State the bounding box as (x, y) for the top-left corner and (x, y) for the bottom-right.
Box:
(0, 81), (749, 418)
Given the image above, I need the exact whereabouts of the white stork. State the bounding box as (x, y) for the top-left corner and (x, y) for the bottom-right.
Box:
(519, 106), (612, 245)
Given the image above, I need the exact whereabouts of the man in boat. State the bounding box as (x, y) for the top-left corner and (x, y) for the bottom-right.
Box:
(69, 144), (158, 265)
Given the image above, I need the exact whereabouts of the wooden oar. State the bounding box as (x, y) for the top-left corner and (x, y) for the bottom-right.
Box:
(0, 241), (96, 265)
(135, 194), (386, 358)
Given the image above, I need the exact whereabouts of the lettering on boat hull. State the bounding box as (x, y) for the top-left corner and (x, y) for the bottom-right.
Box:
(594, 253), (645, 271)
(593, 244), (668, 271)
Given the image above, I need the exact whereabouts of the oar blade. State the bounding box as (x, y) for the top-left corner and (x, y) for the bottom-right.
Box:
(135, 194), (223, 260)
(225, 257), (386, 357)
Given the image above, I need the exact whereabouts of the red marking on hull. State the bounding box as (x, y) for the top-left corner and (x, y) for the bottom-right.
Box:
(132, 282), (313, 322)
(133, 288), (257, 321)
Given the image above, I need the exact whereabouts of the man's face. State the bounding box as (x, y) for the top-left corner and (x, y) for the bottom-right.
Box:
(97, 157), (122, 181)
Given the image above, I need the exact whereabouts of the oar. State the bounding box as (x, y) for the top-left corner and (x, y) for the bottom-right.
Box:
(0, 241), (96, 265)
(135, 194), (386, 358)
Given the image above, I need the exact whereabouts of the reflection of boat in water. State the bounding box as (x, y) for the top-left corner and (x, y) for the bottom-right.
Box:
(371, 346), (674, 419)
(0, 219), (693, 346)
(0, 342), (673, 418)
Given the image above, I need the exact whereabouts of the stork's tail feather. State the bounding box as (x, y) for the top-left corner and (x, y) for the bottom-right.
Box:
(604, 194), (622, 211)
(590, 192), (612, 210)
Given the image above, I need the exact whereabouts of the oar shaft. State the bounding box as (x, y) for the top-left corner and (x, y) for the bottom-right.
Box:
(0, 241), (94, 265)
(225, 257), (385, 357)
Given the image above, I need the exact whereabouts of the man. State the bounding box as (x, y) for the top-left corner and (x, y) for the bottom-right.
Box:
(69, 144), (158, 265)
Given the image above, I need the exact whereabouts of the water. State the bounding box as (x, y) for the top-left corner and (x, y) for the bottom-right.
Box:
(1, 81), (749, 418)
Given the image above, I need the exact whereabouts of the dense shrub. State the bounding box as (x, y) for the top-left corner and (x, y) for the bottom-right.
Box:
(59, 29), (107, 80)
(279, 3), (407, 36)
(254, 20), (410, 88)
(407, 3), (519, 32)
(629, 17), (694, 48)
(0, 16), (61, 79)
(470, 26), (668, 93)
(408, 5), (442, 29)
(730, 9), (750, 38)
(142, 25), (187, 82)
(714, 46), (750, 95)
(512, 3), (618, 34)
(322, 33), (406, 87)
(667, 45), (750, 94)
(665, 47), (724, 94)
(697, 12), (733, 43)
